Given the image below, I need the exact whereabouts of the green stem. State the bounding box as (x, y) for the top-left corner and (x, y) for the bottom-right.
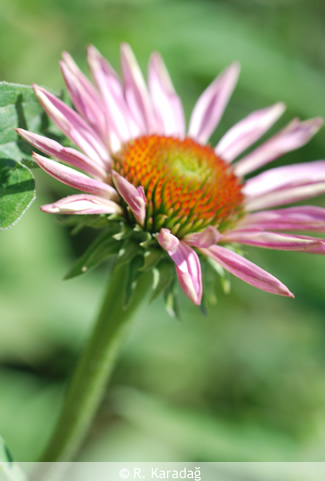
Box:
(40, 263), (151, 462)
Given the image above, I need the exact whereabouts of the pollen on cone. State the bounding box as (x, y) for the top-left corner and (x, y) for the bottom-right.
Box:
(113, 134), (244, 235)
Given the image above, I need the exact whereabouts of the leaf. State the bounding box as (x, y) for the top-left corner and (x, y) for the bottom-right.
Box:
(0, 82), (46, 229)
(65, 229), (121, 279)
(0, 160), (35, 230)
(0, 436), (26, 481)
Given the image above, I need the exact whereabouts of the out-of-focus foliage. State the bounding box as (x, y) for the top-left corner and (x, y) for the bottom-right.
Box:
(0, 0), (325, 464)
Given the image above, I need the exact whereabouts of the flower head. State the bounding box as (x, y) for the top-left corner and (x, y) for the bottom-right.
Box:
(17, 44), (325, 312)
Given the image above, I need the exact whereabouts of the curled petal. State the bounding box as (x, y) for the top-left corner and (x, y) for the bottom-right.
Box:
(41, 194), (123, 215)
(148, 52), (185, 137)
(237, 206), (325, 233)
(188, 62), (240, 144)
(112, 171), (146, 226)
(184, 226), (222, 247)
(200, 245), (293, 297)
(221, 230), (325, 253)
(121, 43), (155, 134)
(60, 54), (107, 140)
(234, 117), (324, 177)
(33, 85), (109, 166)
(33, 153), (118, 200)
(16, 128), (107, 180)
(216, 103), (285, 162)
(157, 229), (202, 305)
(156, 227), (179, 252)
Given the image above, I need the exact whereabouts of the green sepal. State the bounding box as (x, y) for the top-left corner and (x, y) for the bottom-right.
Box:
(139, 247), (162, 272)
(65, 229), (120, 280)
(115, 239), (141, 269)
(113, 223), (132, 241)
(164, 280), (180, 319)
(139, 231), (154, 248)
(150, 260), (174, 302)
(123, 255), (146, 308)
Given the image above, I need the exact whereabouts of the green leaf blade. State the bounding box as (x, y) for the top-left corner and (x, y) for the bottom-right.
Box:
(0, 82), (48, 230)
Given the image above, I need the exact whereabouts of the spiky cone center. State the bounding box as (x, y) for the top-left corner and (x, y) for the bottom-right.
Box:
(113, 135), (244, 237)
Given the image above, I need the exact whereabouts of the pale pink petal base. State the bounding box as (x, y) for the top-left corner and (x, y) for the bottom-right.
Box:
(112, 171), (146, 226)
(157, 229), (202, 305)
(184, 225), (221, 247)
(41, 194), (123, 215)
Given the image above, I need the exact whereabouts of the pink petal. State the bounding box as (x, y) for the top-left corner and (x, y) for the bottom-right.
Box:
(200, 245), (293, 297)
(60, 54), (107, 140)
(148, 52), (185, 137)
(243, 160), (325, 210)
(221, 230), (325, 253)
(41, 194), (123, 215)
(184, 226), (222, 247)
(87, 45), (135, 151)
(33, 152), (118, 200)
(246, 183), (325, 211)
(188, 62), (240, 144)
(112, 171), (146, 226)
(237, 207), (325, 232)
(216, 103), (285, 162)
(157, 229), (202, 305)
(121, 43), (156, 135)
(16, 128), (107, 180)
(33, 85), (109, 167)
(234, 117), (323, 177)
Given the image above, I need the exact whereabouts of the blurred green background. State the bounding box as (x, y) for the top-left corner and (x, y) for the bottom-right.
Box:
(1, 0), (325, 463)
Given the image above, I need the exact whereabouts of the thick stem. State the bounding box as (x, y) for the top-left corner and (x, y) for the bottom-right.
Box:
(40, 264), (151, 462)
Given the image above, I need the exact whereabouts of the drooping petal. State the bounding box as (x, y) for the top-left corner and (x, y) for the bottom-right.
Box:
(16, 128), (107, 180)
(112, 171), (146, 226)
(200, 245), (293, 297)
(121, 43), (156, 134)
(184, 226), (222, 247)
(157, 228), (202, 305)
(234, 117), (323, 177)
(188, 62), (240, 144)
(33, 85), (109, 166)
(33, 152), (118, 200)
(215, 103), (285, 162)
(243, 160), (325, 210)
(87, 45), (135, 151)
(148, 52), (185, 137)
(236, 207), (325, 233)
(41, 194), (123, 215)
(221, 230), (325, 253)
(60, 53), (107, 140)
